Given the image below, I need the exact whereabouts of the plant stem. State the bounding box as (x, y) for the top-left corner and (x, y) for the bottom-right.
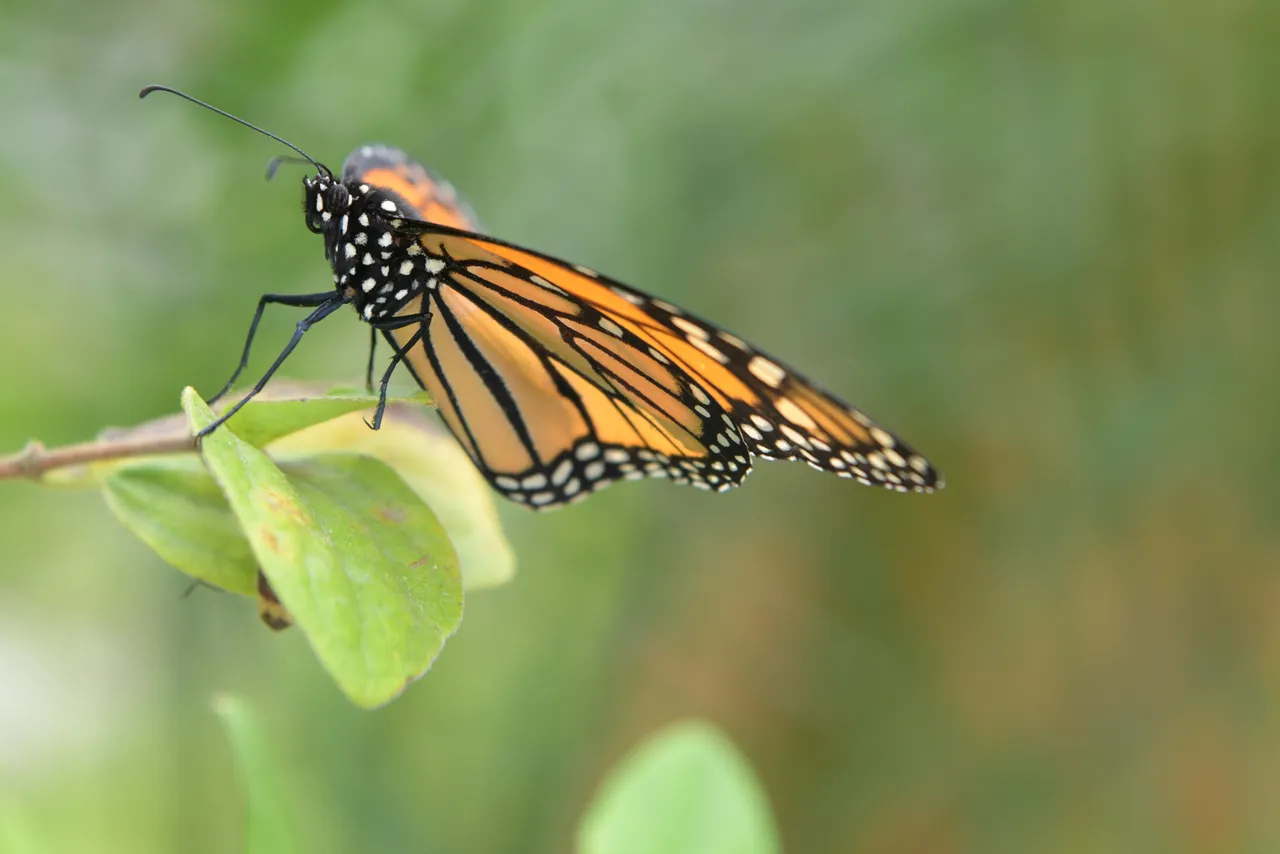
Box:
(0, 434), (196, 481)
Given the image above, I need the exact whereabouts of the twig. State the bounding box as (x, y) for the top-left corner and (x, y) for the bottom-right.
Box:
(0, 433), (196, 481)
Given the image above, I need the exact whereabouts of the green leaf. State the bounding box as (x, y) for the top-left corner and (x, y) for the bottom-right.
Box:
(184, 388), (463, 708)
(222, 393), (385, 448)
(271, 404), (515, 591)
(213, 695), (300, 854)
(102, 457), (258, 596)
(579, 721), (781, 854)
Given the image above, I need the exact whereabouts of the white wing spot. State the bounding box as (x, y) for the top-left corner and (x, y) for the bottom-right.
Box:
(870, 427), (896, 449)
(378, 232), (393, 247)
(358, 214), (370, 227)
(354, 232), (368, 246)
(395, 289), (408, 300)
(584, 461), (606, 480)
(749, 414), (775, 432)
(603, 448), (630, 464)
(691, 337), (729, 363)
(521, 473), (548, 489)
(748, 356), (786, 388)
(652, 299), (683, 315)
(363, 253), (375, 265)
(741, 423), (762, 441)
(775, 397), (818, 430)
(425, 257), (446, 274)
(671, 317), (707, 340)
(380, 199), (398, 212)
(399, 260), (415, 275)
(598, 317), (625, 337)
(361, 278), (377, 292)
(344, 243), (357, 259)
(779, 424), (811, 449)
(494, 476), (519, 490)
(575, 441), (601, 460)
(551, 458), (574, 486)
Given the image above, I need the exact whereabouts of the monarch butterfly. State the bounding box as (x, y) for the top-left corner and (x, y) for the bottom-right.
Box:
(141, 86), (942, 510)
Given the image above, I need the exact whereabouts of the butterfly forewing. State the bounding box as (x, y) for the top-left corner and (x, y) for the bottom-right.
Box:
(400, 227), (942, 495)
(340, 148), (939, 508)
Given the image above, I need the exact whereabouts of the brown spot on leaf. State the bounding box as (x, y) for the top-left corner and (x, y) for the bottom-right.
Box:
(257, 571), (293, 631)
(260, 527), (279, 552)
(261, 489), (306, 522)
(373, 504), (407, 524)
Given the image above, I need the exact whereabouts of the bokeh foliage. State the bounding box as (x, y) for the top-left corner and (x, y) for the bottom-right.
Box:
(1, 0), (1277, 851)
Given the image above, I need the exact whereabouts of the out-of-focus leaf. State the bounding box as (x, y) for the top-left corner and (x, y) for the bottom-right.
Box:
(272, 404), (515, 591)
(184, 388), (463, 708)
(101, 456), (257, 596)
(212, 694), (300, 854)
(0, 800), (40, 854)
(579, 720), (780, 854)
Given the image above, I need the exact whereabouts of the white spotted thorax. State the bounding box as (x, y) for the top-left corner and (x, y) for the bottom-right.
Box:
(303, 174), (439, 323)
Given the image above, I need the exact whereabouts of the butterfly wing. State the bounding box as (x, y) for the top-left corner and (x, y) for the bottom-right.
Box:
(384, 249), (754, 507)
(344, 149), (939, 506)
(342, 145), (481, 232)
(395, 226), (942, 497)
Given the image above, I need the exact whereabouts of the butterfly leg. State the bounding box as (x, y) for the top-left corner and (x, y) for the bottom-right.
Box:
(364, 327), (378, 395)
(208, 291), (338, 404)
(365, 327), (424, 431)
(198, 297), (346, 438)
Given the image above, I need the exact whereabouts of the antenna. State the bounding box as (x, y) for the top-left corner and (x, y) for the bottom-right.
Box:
(264, 154), (316, 181)
(139, 85), (332, 178)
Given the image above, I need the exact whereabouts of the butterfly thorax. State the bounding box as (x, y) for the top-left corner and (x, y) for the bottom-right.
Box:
(303, 173), (444, 324)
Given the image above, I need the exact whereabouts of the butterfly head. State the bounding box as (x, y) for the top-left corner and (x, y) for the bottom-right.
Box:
(302, 173), (352, 235)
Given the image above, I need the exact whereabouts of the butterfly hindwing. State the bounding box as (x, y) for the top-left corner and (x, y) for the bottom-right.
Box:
(368, 234), (751, 509)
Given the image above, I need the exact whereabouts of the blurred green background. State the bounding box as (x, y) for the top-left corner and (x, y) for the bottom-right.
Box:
(1, 0), (1277, 851)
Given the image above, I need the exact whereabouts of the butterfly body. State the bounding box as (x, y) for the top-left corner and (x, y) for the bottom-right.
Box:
(134, 85), (939, 510)
(290, 144), (942, 509)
